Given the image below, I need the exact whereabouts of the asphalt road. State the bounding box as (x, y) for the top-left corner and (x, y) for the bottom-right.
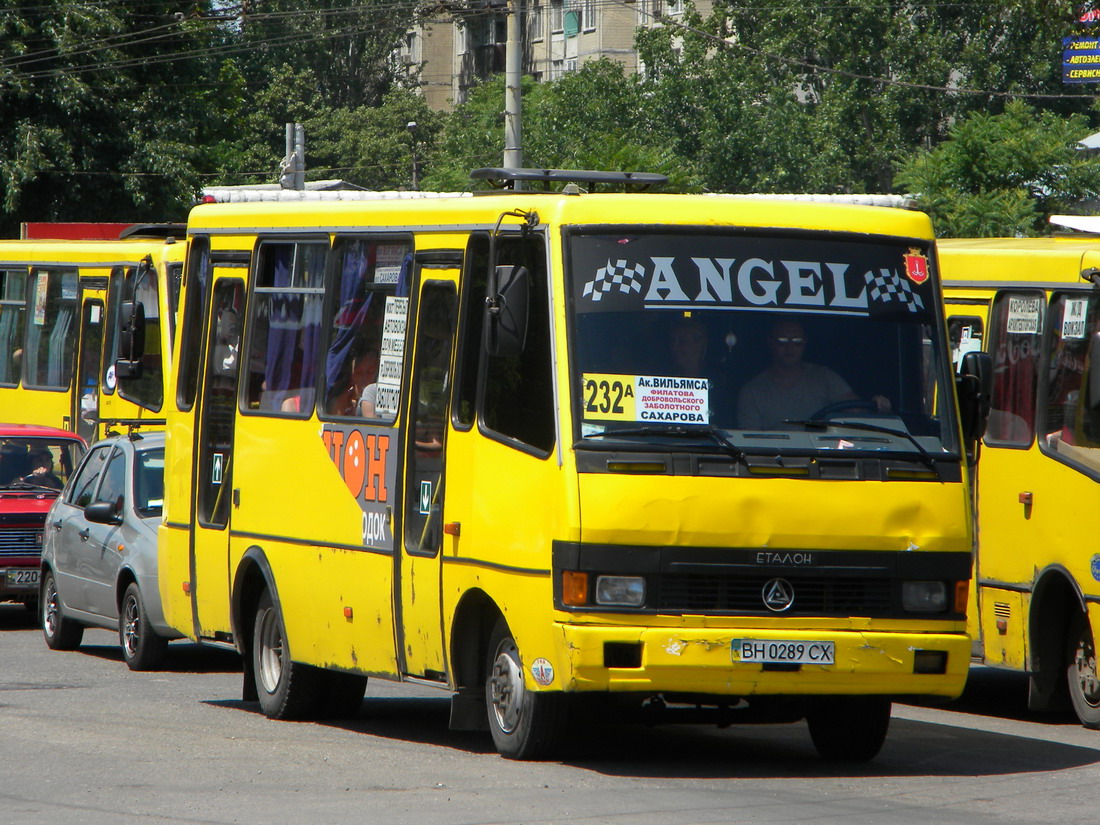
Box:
(1, 603), (1097, 825)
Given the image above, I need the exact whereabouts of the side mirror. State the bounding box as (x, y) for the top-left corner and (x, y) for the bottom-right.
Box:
(115, 300), (146, 379)
(957, 350), (993, 458)
(486, 264), (530, 358)
(84, 500), (122, 525)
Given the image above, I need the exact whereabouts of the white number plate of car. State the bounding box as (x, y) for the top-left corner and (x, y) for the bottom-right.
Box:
(732, 639), (835, 665)
(5, 569), (39, 588)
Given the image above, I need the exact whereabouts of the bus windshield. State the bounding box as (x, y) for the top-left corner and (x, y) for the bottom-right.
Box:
(568, 228), (958, 459)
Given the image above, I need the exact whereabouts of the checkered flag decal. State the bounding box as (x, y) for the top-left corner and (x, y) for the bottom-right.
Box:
(582, 259), (646, 302)
(865, 268), (924, 313)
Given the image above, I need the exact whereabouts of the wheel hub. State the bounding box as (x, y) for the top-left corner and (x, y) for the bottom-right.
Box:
(256, 607), (284, 695)
(122, 596), (139, 656)
(1073, 635), (1100, 707)
(489, 640), (524, 734)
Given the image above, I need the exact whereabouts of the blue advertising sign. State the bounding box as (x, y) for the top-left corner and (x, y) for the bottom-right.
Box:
(1064, 36), (1100, 83)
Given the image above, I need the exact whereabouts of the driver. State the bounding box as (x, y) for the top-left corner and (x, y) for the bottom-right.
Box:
(737, 318), (889, 429)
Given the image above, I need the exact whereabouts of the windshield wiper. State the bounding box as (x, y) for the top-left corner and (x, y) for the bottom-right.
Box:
(583, 425), (746, 462)
(786, 418), (941, 470)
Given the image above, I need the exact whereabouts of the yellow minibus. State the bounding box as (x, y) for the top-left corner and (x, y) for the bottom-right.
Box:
(941, 223), (1100, 727)
(157, 170), (984, 760)
(0, 226), (184, 441)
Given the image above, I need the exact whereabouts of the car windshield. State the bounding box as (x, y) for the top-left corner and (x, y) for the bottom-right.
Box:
(134, 447), (165, 517)
(0, 436), (85, 491)
(567, 228), (958, 459)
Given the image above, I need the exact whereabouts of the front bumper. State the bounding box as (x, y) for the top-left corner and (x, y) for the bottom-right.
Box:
(552, 624), (969, 698)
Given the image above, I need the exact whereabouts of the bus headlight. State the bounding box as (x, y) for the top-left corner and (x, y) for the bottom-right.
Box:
(902, 581), (948, 612)
(595, 576), (645, 607)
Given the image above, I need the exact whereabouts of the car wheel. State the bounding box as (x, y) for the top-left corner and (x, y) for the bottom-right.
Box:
(120, 582), (168, 671)
(806, 695), (891, 761)
(484, 617), (566, 760)
(252, 589), (322, 720)
(41, 571), (83, 651)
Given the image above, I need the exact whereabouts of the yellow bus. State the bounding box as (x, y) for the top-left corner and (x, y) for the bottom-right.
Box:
(940, 224), (1100, 727)
(0, 226), (185, 441)
(158, 170), (984, 760)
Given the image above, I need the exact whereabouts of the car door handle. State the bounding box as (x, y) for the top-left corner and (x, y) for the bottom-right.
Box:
(79, 528), (90, 541)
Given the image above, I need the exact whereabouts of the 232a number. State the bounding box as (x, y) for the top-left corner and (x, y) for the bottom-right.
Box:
(585, 379), (625, 415)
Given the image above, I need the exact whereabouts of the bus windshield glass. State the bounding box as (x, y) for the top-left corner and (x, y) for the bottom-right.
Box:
(567, 228), (957, 458)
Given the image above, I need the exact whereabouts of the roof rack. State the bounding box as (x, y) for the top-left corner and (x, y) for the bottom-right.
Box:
(470, 167), (668, 192)
(119, 224), (186, 240)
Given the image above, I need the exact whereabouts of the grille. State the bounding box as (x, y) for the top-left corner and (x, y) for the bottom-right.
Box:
(0, 527), (44, 558)
(657, 573), (893, 615)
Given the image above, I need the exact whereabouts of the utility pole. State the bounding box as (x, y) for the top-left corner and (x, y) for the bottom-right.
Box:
(280, 123), (305, 190)
(503, 0), (523, 181)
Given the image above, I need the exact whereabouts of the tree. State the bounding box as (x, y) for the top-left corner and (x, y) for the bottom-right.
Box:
(0, 2), (220, 234)
(634, 0), (1093, 195)
(895, 101), (1100, 237)
(422, 61), (702, 191)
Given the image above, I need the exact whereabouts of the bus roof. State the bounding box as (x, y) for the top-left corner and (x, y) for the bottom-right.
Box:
(938, 235), (1100, 289)
(0, 235), (184, 268)
(186, 190), (934, 241)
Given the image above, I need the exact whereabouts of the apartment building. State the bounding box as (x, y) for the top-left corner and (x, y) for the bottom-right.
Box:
(400, 0), (707, 111)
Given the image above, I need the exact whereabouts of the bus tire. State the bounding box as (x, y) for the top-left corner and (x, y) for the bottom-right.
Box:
(1066, 612), (1100, 729)
(252, 590), (322, 720)
(120, 582), (168, 671)
(485, 618), (565, 760)
(42, 571), (83, 651)
(806, 696), (891, 761)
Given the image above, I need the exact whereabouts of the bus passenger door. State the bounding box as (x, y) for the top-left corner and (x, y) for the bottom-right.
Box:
(398, 275), (458, 680)
(191, 278), (245, 639)
(73, 296), (105, 443)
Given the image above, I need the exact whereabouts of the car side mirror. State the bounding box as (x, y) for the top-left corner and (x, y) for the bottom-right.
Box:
(84, 500), (122, 525)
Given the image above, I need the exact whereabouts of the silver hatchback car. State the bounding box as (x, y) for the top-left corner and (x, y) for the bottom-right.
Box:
(40, 430), (179, 670)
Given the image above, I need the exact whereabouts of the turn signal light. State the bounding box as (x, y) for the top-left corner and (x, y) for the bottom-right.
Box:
(954, 581), (969, 614)
(562, 571), (588, 606)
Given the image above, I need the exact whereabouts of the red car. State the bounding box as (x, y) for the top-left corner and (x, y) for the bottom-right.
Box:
(0, 424), (86, 611)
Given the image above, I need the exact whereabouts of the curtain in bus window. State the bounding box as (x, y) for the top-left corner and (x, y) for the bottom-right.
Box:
(987, 292), (1041, 446)
(325, 241), (376, 399)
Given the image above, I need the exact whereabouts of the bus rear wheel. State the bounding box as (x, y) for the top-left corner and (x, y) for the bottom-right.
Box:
(806, 696), (891, 761)
(484, 618), (565, 760)
(252, 590), (322, 720)
(1066, 613), (1100, 729)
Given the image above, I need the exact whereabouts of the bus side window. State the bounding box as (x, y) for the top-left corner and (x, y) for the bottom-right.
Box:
(480, 234), (554, 454)
(985, 291), (1042, 447)
(24, 268), (77, 390)
(453, 235), (489, 430)
(1042, 293), (1100, 462)
(177, 237), (212, 412)
(322, 238), (409, 421)
(948, 316), (983, 373)
(244, 241), (326, 416)
(0, 268), (27, 387)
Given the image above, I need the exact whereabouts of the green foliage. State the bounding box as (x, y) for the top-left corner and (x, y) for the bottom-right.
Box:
(0, 1), (216, 233)
(423, 61), (702, 192)
(895, 102), (1100, 237)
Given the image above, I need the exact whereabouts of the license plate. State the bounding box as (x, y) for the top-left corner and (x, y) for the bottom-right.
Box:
(733, 639), (835, 665)
(5, 569), (39, 588)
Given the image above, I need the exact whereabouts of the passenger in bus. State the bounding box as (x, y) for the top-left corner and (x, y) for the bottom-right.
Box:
(737, 318), (889, 429)
(666, 316), (735, 426)
(20, 449), (63, 489)
(328, 344), (379, 417)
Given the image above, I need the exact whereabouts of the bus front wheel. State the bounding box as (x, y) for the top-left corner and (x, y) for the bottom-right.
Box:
(1066, 613), (1100, 729)
(252, 590), (322, 720)
(484, 618), (565, 760)
(806, 696), (891, 761)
